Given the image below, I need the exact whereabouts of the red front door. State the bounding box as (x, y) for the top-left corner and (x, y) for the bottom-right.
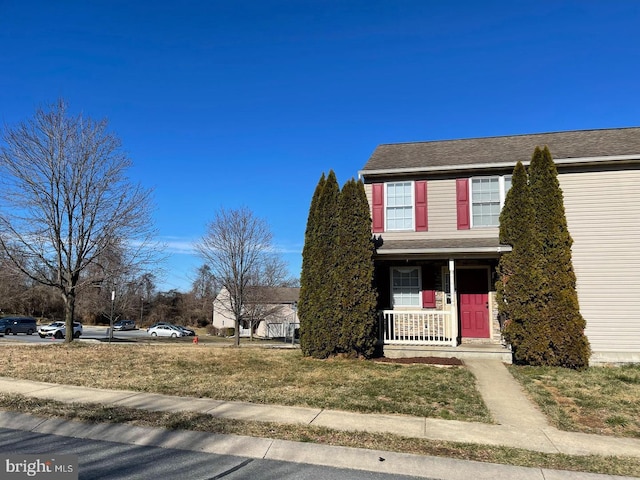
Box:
(458, 269), (490, 338)
(460, 293), (489, 338)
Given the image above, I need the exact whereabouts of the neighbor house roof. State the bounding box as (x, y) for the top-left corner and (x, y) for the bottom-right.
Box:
(360, 127), (640, 177)
(244, 286), (300, 305)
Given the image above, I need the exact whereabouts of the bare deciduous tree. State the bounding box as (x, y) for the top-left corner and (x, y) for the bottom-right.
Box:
(243, 255), (297, 340)
(0, 99), (158, 342)
(196, 206), (282, 346)
(191, 264), (218, 308)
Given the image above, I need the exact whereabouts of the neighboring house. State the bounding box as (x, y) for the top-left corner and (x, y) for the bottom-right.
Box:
(212, 286), (300, 339)
(359, 127), (640, 365)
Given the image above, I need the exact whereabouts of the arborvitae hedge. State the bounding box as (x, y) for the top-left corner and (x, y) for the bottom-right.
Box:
(298, 173), (325, 357)
(299, 173), (379, 359)
(529, 146), (590, 369)
(498, 161), (551, 365)
(299, 171), (341, 358)
(498, 148), (591, 370)
(336, 179), (378, 358)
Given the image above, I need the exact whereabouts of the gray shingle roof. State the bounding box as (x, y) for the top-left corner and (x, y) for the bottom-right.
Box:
(245, 286), (300, 304)
(361, 127), (640, 173)
(375, 238), (509, 256)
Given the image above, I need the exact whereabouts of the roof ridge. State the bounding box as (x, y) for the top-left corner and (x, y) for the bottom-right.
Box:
(375, 126), (640, 148)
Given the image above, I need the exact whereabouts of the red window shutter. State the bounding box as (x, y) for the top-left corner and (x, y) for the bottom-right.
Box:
(372, 183), (384, 233)
(422, 290), (436, 308)
(456, 178), (470, 230)
(415, 180), (428, 231)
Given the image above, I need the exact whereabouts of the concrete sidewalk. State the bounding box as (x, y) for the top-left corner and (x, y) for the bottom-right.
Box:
(0, 359), (638, 479)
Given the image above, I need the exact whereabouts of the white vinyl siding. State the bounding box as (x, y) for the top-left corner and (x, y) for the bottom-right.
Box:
(560, 169), (640, 362)
(386, 182), (413, 230)
(391, 267), (421, 307)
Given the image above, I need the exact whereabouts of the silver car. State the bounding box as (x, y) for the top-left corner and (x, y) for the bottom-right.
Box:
(113, 319), (136, 331)
(147, 324), (185, 338)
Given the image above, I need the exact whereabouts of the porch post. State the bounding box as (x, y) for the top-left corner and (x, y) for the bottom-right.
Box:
(449, 258), (458, 347)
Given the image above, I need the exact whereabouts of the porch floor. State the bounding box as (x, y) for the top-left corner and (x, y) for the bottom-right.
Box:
(382, 343), (512, 363)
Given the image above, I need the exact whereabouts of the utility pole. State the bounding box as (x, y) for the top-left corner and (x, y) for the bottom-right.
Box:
(109, 290), (115, 343)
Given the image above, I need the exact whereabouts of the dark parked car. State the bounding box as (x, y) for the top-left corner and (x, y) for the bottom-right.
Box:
(177, 325), (196, 336)
(0, 317), (38, 335)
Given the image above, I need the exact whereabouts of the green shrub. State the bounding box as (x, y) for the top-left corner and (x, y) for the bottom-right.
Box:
(335, 179), (378, 358)
(498, 149), (591, 369)
(529, 146), (590, 369)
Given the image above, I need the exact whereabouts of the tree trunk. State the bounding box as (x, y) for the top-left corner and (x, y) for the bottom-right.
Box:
(64, 291), (76, 344)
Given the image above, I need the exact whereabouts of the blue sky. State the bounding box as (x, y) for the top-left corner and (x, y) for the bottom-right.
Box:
(1, 1), (639, 292)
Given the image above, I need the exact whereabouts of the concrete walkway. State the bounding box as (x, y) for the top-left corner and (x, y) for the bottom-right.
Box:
(0, 360), (639, 479)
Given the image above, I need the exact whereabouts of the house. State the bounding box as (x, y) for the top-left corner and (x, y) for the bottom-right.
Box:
(212, 286), (300, 339)
(359, 127), (640, 365)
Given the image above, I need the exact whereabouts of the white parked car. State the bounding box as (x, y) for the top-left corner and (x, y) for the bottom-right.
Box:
(147, 324), (185, 338)
(38, 321), (83, 339)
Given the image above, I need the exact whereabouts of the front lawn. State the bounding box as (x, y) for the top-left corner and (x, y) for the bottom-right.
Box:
(509, 364), (640, 438)
(0, 343), (490, 422)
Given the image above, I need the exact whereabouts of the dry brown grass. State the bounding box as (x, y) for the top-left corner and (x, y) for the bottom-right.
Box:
(0, 343), (490, 421)
(1, 393), (638, 478)
(509, 364), (640, 438)
(2, 343), (640, 476)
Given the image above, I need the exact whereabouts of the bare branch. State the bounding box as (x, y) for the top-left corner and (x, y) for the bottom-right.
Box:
(0, 99), (160, 341)
(196, 206), (282, 345)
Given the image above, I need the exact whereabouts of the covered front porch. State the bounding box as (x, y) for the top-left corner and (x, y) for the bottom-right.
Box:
(373, 238), (512, 361)
(377, 307), (512, 362)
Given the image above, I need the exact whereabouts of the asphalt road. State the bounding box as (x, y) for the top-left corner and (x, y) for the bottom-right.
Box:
(0, 428), (433, 480)
(0, 326), (150, 344)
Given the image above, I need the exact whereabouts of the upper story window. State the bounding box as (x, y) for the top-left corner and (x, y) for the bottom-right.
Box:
(470, 175), (511, 227)
(386, 182), (414, 230)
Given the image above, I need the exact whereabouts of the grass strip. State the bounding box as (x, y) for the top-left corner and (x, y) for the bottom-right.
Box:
(0, 393), (638, 478)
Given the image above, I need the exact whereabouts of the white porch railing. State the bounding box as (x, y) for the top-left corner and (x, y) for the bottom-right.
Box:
(379, 309), (456, 347)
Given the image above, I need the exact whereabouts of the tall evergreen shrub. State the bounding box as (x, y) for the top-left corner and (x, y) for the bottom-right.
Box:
(299, 171), (341, 358)
(497, 161), (551, 364)
(336, 179), (378, 358)
(298, 173), (325, 357)
(529, 146), (590, 369)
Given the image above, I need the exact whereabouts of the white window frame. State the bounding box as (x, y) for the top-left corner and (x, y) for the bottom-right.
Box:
(469, 175), (512, 228)
(390, 266), (421, 307)
(385, 181), (414, 231)
(441, 266), (452, 305)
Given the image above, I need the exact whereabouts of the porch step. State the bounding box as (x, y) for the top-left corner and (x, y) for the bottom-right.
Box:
(383, 344), (513, 363)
